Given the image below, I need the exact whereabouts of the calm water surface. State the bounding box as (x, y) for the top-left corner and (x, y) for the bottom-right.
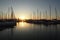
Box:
(0, 22), (60, 40)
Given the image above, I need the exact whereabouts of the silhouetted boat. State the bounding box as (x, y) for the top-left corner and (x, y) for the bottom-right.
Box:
(0, 22), (16, 31)
(0, 21), (16, 27)
(25, 19), (60, 25)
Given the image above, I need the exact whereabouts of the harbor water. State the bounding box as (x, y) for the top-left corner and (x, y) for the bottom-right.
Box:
(0, 22), (60, 40)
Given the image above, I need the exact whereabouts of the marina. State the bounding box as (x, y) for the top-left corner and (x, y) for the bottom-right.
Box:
(0, 0), (60, 40)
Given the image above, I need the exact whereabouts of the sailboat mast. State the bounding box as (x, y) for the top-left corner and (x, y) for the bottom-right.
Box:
(40, 11), (41, 20)
(49, 5), (51, 20)
(36, 9), (38, 20)
(11, 7), (14, 19)
(46, 10), (47, 20)
(2, 11), (3, 20)
(55, 7), (57, 20)
(32, 11), (34, 20)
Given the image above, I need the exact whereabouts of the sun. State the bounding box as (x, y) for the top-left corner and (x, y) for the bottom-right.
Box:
(19, 16), (25, 20)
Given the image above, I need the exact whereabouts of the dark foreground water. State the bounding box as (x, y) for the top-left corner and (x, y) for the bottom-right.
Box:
(0, 22), (60, 40)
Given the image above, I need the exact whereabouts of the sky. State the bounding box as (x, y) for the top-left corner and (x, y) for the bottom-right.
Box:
(0, 0), (60, 19)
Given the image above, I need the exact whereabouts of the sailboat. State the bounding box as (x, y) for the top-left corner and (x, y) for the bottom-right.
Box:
(0, 7), (16, 27)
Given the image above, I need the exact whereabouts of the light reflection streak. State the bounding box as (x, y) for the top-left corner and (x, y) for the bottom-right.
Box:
(16, 22), (31, 31)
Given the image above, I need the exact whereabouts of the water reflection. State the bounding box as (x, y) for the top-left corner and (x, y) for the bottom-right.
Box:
(16, 22), (31, 31)
(0, 22), (16, 40)
(15, 22), (60, 40)
(17, 22), (29, 27)
(0, 22), (60, 40)
(16, 22), (60, 32)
